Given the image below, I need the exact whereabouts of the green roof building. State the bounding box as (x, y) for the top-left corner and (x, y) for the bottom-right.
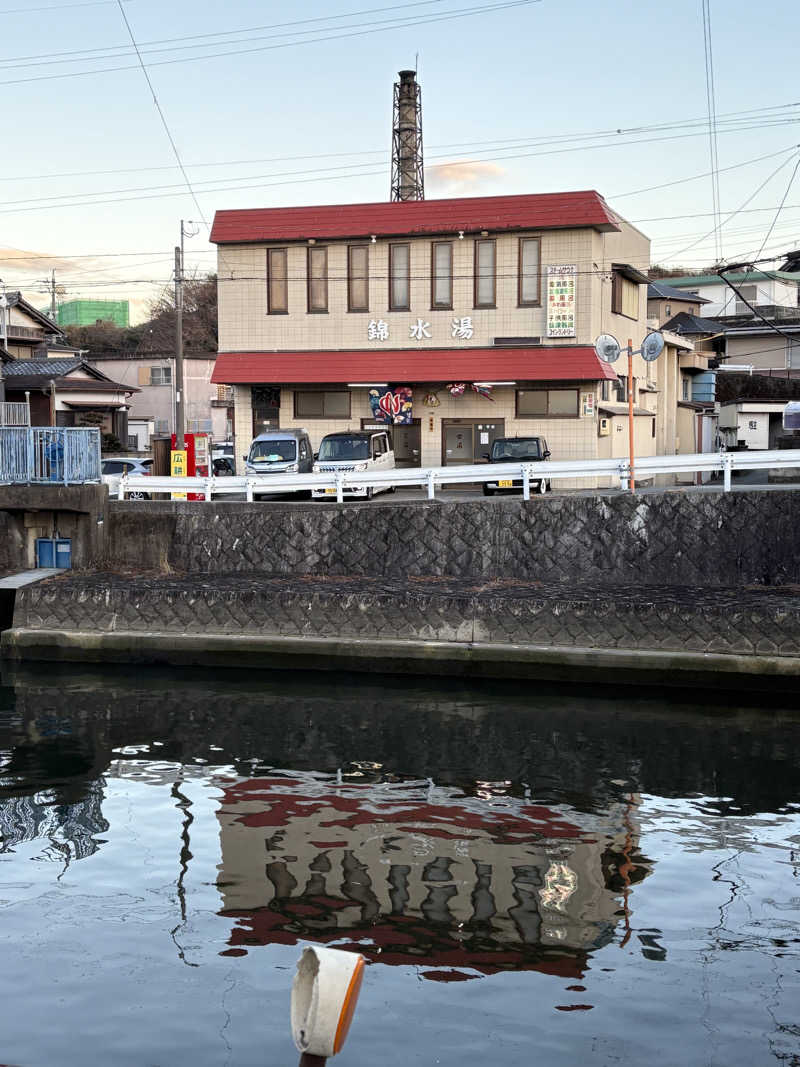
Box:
(50, 299), (130, 328)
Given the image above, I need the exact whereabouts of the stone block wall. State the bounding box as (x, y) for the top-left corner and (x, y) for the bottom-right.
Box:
(106, 489), (800, 587)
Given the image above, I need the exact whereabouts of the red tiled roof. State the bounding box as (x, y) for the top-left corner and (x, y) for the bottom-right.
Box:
(211, 347), (618, 384)
(210, 192), (620, 244)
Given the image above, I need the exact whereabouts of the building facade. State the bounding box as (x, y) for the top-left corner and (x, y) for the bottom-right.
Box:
(210, 191), (696, 483)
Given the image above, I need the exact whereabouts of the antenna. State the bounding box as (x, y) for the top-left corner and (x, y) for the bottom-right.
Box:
(391, 69), (424, 202)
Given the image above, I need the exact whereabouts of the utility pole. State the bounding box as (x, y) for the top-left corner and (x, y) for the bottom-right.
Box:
(0, 280), (7, 405)
(50, 269), (57, 323)
(174, 240), (184, 450)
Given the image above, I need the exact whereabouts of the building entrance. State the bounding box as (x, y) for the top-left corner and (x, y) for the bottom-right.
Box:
(441, 419), (505, 465)
(361, 418), (421, 466)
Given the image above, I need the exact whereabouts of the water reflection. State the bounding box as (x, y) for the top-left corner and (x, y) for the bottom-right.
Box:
(0, 664), (798, 1066)
(215, 770), (652, 979)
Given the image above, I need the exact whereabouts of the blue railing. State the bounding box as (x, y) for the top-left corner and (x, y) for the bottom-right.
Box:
(0, 427), (101, 485)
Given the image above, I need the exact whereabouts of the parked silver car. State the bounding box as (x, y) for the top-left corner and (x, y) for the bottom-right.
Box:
(101, 456), (153, 500)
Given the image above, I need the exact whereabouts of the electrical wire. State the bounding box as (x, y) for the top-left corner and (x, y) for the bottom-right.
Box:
(750, 155), (800, 263)
(115, 0), (208, 227)
(0, 0), (130, 12)
(701, 0), (722, 261)
(0, 0), (543, 85)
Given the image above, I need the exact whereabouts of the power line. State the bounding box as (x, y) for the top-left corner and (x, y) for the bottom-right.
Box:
(0, 0), (131, 12)
(115, 0), (208, 227)
(0, 0), (543, 85)
(751, 155), (800, 263)
(0, 0), (456, 68)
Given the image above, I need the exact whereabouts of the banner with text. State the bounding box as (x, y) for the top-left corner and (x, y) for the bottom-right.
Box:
(546, 265), (577, 338)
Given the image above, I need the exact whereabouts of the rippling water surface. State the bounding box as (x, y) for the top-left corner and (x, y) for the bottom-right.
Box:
(0, 664), (799, 1066)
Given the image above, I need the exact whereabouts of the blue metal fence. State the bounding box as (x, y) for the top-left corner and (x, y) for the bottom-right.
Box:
(0, 427), (101, 484)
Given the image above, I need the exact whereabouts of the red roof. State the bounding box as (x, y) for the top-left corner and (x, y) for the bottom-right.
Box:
(210, 191), (620, 244)
(211, 347), (617, 384)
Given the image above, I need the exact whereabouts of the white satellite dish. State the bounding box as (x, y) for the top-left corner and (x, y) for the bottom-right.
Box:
(594, 333), (621, 364)
(641, 331), (665, 362)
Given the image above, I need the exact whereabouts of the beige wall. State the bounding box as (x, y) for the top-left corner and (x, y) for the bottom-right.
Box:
(217, 221), (650, 354)
(725, 334), (789, 370)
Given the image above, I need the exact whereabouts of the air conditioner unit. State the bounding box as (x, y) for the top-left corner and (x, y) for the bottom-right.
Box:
(598, 417), (610, 437)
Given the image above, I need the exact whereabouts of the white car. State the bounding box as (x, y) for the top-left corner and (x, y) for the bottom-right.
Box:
(101, 456), (153, 500)
(312, 431), (395, 499)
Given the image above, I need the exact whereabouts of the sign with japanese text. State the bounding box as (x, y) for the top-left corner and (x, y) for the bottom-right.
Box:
(368, 386), (413, 424)
(170, 449), (187, 500)
(546, 265), (577, 338)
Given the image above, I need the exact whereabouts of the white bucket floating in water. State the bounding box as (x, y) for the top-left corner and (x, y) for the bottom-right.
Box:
(291, 945), (365, 1058)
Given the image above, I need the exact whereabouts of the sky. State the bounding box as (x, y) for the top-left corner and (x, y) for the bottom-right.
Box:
(1, 0), (799, 317)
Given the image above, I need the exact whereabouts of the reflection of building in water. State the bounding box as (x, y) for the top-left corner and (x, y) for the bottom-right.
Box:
(0, 780), (108, 861)
(216, 773), (651, 979)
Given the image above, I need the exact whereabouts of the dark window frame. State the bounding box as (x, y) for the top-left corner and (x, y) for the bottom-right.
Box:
(293, 389), (352, 420)
(515, 387), (580, 418)
(267, 247), (289, 315)
(430, 240), (453, 310)
(474, 238), (497, 309)
(517, 237), (542, 307)
(347, 244), (370, 312)
(388, 242), (411, 311)
(306, 245), (328, 314)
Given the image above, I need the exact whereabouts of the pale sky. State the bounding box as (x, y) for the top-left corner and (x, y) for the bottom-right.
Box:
(1, 0), (799, 314)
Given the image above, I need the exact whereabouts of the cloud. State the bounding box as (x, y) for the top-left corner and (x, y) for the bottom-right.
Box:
(0, 246), (95, 276)
(426, 160), (506, 193)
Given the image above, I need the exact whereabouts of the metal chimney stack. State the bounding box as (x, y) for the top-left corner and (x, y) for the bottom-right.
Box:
(391, 69), (424, 201)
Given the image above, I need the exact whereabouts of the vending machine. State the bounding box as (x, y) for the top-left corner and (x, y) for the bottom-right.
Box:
(171, 432), (210, 501)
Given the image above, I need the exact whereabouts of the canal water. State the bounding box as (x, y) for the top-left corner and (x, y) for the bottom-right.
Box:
(0, 665), (798, 1067)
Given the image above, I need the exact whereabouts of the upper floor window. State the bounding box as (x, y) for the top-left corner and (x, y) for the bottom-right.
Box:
(149, 365), (171, 386)
(267, 248), (288, 314)
(664, 303), (671, 316)
(474, 239), (496, 308)
(389, 243), (410, 310)
(348, 245), (369, 311)
(307, 246), (328, 313)
(431, 241), (453, 309)
(611, 270), (640, 319)
(516, 388), (578, 417)
(518, 238), (541, 306)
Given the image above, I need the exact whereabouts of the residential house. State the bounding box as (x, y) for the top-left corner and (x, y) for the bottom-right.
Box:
(0, 292), (137, 436)
(647, 281), (710, 326)
(210, 190), (701, 486)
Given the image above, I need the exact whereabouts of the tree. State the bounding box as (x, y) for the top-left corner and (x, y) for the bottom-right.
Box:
(143, 273), (217, 354)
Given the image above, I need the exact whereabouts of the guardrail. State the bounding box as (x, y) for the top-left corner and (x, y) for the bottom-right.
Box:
(116, 448), (800, 502)
(0, 426), (101, 484)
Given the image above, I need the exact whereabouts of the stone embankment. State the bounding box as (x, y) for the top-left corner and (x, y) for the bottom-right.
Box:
(3, 489), (800, 687)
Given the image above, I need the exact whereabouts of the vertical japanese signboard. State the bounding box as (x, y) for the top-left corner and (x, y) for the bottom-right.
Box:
(546, 265), (577, 338)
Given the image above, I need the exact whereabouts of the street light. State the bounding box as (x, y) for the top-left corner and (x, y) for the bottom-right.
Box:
(594, 331), (664, 493)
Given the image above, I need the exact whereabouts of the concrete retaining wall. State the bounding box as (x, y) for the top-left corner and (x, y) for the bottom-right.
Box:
(105, 490), (800, 587)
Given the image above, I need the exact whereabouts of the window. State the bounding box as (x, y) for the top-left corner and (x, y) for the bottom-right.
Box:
(615, 376), (627, 402)
(664, 303), (671, 316)
(252, 386), (280, 436)
(682, 377), (690, 401)
(267, 248), (288, 313)
(516, 388), (579, 417)
(518, 238), (541, 306)
(294, 390), (351, 419)
(307, 246), (328, 312)
(150, 365), (172, 386)
(612, 271), (640, 319)
(431, 241), (453, 309)
(474, 239), (496, 308)
(348, 245), (369, 311)
(389, 243), (410, 310)
(600, 380), (611, 402)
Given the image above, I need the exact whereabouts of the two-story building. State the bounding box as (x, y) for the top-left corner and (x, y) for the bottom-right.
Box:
(210, 191), (692, 482)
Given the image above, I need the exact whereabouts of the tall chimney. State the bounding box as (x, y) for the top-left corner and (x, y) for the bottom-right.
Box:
(391, 69), (424, 202)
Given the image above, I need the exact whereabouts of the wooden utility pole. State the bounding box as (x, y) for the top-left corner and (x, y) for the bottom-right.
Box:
(174, 242), (184, 450)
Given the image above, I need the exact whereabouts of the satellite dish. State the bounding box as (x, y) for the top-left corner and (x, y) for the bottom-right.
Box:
(641, 331), (665, 362)
(594, 333), (621, 364)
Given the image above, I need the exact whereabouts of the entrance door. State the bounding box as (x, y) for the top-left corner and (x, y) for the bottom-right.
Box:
(441, 419), (505, 465)
(392, 420), (421, 467)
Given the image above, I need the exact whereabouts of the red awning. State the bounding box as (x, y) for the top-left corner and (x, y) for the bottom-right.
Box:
(211, 347), (617, 385)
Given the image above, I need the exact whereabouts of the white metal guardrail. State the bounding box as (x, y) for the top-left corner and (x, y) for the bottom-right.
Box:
(116, 448), (800, 502)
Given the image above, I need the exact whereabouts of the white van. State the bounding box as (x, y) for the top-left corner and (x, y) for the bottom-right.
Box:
(312, 430), (395, 499)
